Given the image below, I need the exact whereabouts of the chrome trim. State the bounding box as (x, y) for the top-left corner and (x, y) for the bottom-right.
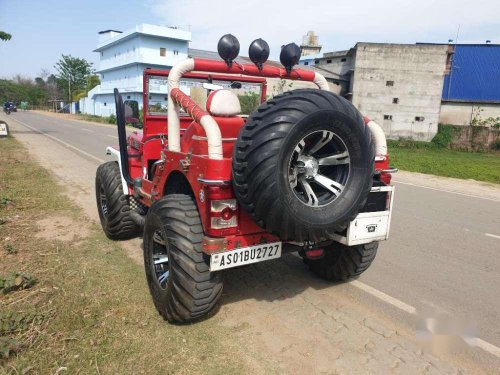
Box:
(382, 168), (398, 173)
(197, 178), (232, 186)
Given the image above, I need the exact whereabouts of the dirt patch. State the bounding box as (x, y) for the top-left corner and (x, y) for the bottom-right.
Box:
(35, 216), (89, 242)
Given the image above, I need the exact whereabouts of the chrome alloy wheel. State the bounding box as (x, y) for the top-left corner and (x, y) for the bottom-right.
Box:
(288, 130), (350, 207)
(152, 229), (170, 289)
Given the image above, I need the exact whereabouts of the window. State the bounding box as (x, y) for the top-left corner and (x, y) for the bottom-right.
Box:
(104, 103), (107, 106)
(393, 98), (399, 104)
(383, 115), (393, 120)
(326, 59), (332, 64)
(386, 80), (394, 86)
(304, 61), (309, 65)
(415, 116), (425, 122)
(127, 95), (131, 99)
(160, 47), (166, 56)
(341, 58), (347, 62)
(101, 52), (103, 57)
(173, 50), (179, 55)
(314, 59), (319, 64)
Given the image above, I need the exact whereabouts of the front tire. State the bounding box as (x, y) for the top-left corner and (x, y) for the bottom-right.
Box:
(143, 194), (223, 324)
(95, 161), (140, 240)
(306, 242), (378, 281)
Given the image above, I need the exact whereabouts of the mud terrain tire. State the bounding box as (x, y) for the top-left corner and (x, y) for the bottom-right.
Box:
(232, 89), (374, 242)
(143, 194), (223, 324)
(95, 161), (140, 240)
(307, 242), (378, 281)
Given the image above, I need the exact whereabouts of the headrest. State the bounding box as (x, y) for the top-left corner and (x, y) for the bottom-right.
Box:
(206, 89), (241, 117)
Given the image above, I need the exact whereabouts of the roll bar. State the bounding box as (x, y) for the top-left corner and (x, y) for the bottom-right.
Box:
(167, 58), (330, 159)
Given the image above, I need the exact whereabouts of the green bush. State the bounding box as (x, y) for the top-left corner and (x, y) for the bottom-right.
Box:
(431, 124), (456, 148)
(107, 113), (116, 124)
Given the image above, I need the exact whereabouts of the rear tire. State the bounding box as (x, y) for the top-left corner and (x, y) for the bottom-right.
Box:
(306, 242), (378, 281)
(143, 194), (223, 324)
(95, 161), (140, 240)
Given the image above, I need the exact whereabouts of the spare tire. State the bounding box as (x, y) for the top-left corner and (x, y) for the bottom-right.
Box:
(232, 89), (374, 242)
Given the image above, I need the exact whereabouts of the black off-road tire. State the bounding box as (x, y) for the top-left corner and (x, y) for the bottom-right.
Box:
(95, 161), (140, 240)
(306, 242), (378, 281)
(143, 194), (223, 324)
(232, 89), (374, 242)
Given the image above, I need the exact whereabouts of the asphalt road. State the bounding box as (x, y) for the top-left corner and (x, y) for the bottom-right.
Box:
(4, 111), (500, 368)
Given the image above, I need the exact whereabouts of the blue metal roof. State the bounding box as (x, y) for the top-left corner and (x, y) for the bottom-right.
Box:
(443, 45), (500, 102)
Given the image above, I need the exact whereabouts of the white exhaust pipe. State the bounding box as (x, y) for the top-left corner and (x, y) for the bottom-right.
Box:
(364, 117), (388, 158)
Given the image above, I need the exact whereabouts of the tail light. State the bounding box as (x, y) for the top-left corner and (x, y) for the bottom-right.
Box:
(375, 154), (394, 185)
(210, 199), (238, 229)
(380, 172), (392, 185)
(206, 186), (238, 236)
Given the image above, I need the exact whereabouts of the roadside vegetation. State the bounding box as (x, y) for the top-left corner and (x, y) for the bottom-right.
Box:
(389, 125), (500, 183)
(0, 136), (245, 374)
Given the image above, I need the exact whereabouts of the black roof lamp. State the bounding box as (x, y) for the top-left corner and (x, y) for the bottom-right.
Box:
(280, 43), (301, 73)
(217, 34), (240, 67)
(249, 38), (270, 70)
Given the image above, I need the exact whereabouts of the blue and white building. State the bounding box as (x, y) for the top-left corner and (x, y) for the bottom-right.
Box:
(80, 24), (191, 116)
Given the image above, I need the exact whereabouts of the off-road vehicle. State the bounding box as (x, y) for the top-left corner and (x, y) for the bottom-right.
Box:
(95, 35), (396, 323)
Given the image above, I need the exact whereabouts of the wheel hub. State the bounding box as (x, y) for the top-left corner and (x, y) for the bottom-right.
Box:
(297, 155), (319, 179)
(288, 130), (350, 207)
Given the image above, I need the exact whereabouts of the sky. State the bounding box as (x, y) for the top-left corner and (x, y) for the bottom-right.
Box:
(0, 0), (499, 79)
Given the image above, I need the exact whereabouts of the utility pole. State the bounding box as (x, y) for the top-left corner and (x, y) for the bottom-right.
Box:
(68, 78), (71, 113)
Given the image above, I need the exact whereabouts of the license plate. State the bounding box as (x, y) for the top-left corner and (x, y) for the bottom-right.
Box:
(210, 242), (282, 271)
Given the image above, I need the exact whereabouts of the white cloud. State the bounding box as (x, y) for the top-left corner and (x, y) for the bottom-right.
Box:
(150, 0), (500, 58)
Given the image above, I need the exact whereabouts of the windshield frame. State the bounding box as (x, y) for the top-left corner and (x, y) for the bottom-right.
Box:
(143, 70), (267, 119)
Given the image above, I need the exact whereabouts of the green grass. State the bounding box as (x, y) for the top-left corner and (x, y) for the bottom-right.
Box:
(388, 143), (500, 184)
(0, 136), (247, 374)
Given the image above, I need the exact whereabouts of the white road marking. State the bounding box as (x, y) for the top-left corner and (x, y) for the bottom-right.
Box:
(9, 117), (105, 164)
(394, 181), (500, 202)
(350, 280), (416, 314)
(485, 233), (500, 240)
(81, 128), (94, 133)
(107, 134), (119, 139)
(350, 280), (500, 358)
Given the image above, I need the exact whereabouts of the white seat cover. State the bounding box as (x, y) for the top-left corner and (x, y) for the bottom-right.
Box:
(206, 89), (241, 117)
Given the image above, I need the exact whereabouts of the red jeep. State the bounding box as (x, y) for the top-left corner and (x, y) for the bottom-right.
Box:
(95, 36), (395, 323)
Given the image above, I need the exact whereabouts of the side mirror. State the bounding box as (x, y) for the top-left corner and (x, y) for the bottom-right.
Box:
(124, 104), (133, 119)
(230, 81), (242, 89)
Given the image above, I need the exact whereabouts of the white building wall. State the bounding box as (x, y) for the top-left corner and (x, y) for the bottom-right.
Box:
(351, 43), (448, 141)
(440, 101), (500, 126)
(81, 24), (191, 117)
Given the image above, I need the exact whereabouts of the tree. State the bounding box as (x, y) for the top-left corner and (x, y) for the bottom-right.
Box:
(0, 31), (11, 41)
(54, 55), (94, 101)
